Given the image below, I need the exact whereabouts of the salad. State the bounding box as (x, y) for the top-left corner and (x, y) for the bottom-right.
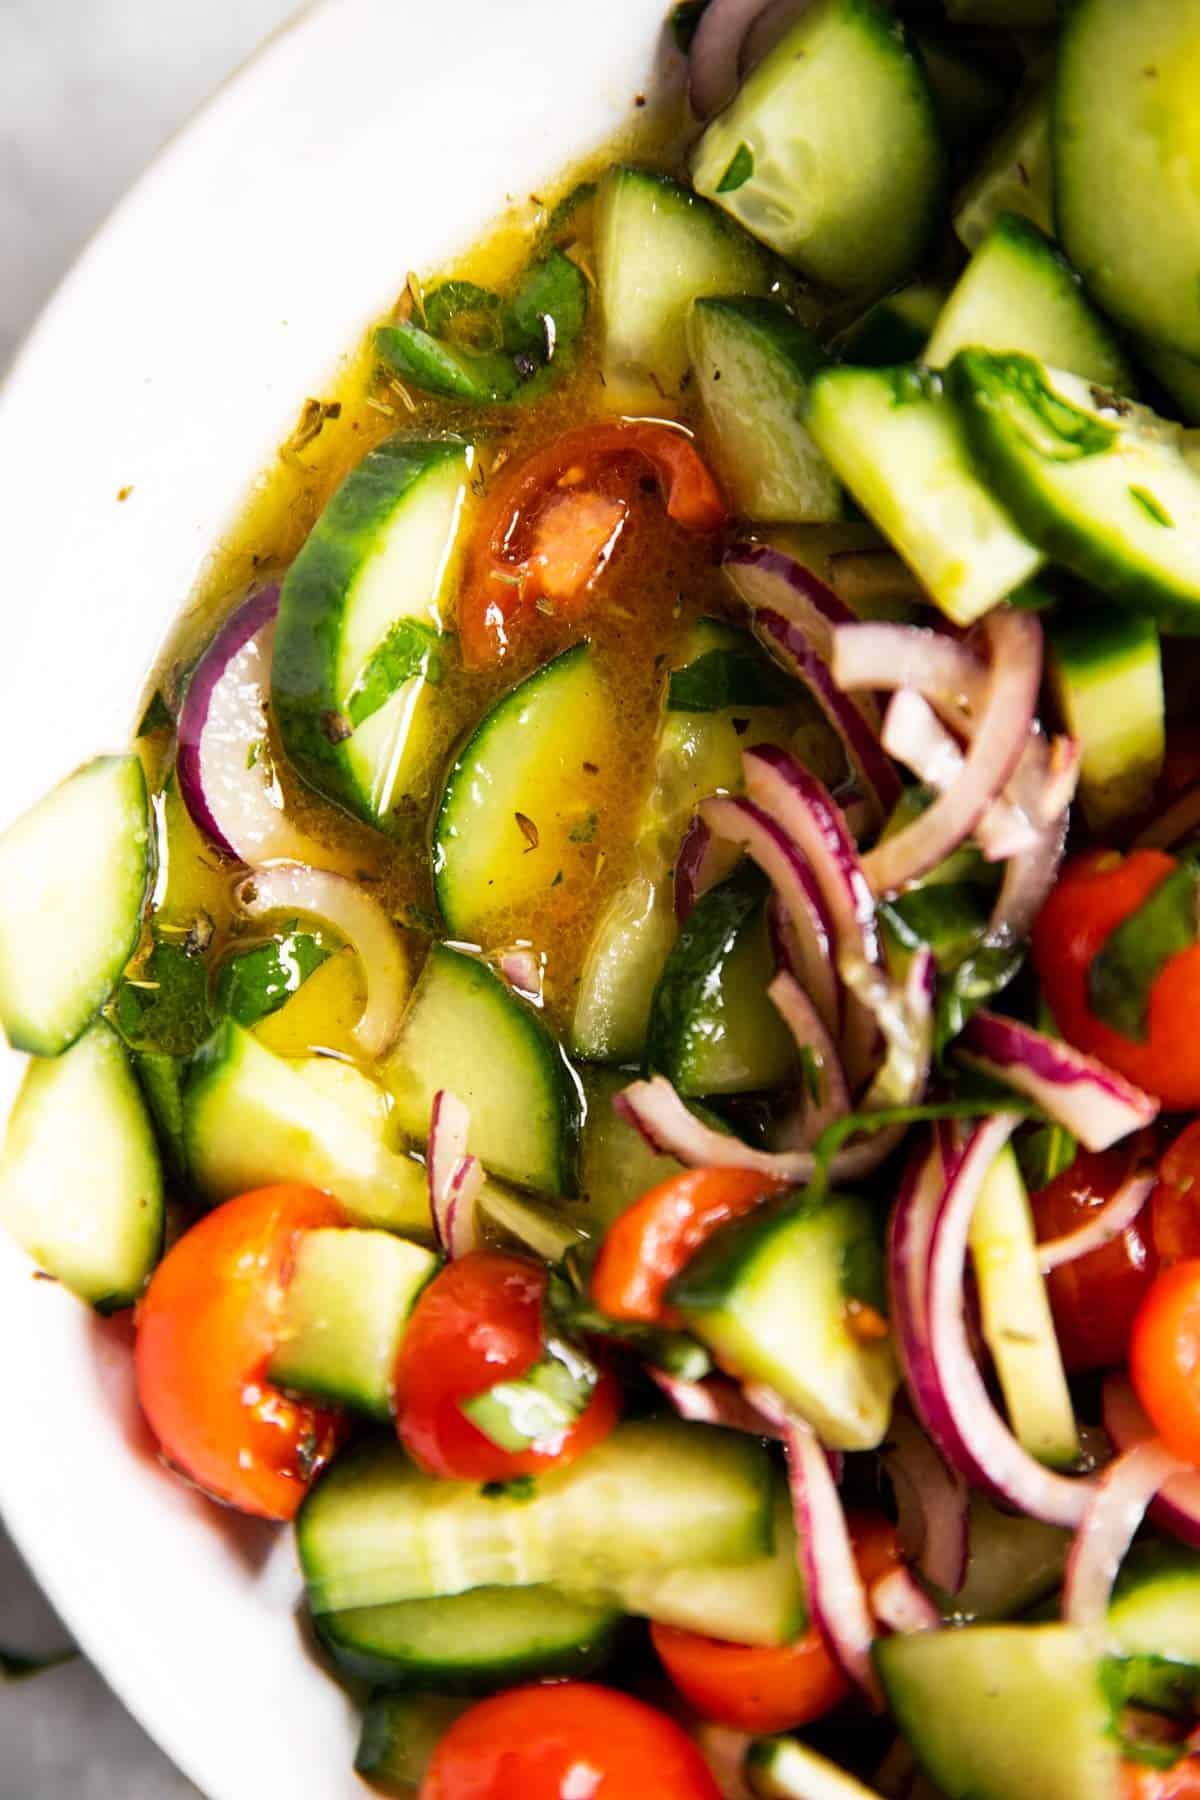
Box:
(4, 0), (1200, 1794)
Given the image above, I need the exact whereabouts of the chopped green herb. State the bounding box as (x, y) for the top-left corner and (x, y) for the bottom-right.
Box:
(136, 689), (175, 737)
(111, 939), (213, 1057)
(245, 741), (260, 770)
(214, 932), (331, 1030)
(1017, 1121), (1078, 1193)
(480, 1475), (537, 1502)
(346, 620), (443, 730)
(716, 142), (755, 194)
(568, 812), (598, 844)
(667, 646), (795, 714)
(1088, 862), (1199, 1040)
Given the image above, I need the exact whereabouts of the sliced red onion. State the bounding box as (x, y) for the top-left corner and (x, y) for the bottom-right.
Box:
(880, 1409), (969, 1595)
(235, 862), (407, 1059)
(673, 815), (740, 925)
(1037, 1170), (1155, 1274)
(738, 0), (808, 75)
(176, 589), (340, 868)
(985, 800), (1068, 950)
(687, 0), (773, 117)
(1136, 786), (1200, 851)
(768, 970), (850, 1151)
(427, 1090), (483, 1259)
(881, 690), (1038, 861)
(1040, 735), (1082, 825)
(831, 621), (986, 728)
(700, 793), (840, 1037)
(1063, 1439), (1190, 1631)
(498, 944), (543, 1005)
(650, 1368), (783, 1440)
(1102, 1375), (1200, 1551)
(725, 542), (858, 659)
(870, 1566), (941, 1635)
(957, 1012), (1159, 1152)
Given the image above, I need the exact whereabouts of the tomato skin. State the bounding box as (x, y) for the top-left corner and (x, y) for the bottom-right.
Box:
(458, 421), (726, 666)
(420, 1681), (721, 1800)
(134, 1185), (347, 1521)
(1030, 1147), (1159, 1373)
(590, 1167), (784, 1326)
(651, 1513), (900, 1733)
(394, 1251), (620, 1481)
(1154, 1122), (1200, 1265)
(1032, 850), (1200, 1110)
(1123, 1756), (1200, 1800)
(1131, 1260), (1200, 1466)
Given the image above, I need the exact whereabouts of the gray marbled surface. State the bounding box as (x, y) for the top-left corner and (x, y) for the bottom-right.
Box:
(0, 6), (303, 1793)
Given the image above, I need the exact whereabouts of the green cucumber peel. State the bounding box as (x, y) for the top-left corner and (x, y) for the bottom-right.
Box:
(666, 645), (796, 714)
(459, 1335), (599, 1453)
(214, 930), (332, 1030)
(1087, 860), (1200, 1043)
(1016, 1121), (1078, 1193)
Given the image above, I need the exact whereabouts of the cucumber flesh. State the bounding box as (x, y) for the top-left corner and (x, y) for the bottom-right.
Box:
(954, 86), (1051, 253)
(298, 1418), (774, 1613)
(692, 0), (945, 296)
(0, 756), (153, 1056)
(355, 1692), (467, 1795)
(747, 1734), (887, 1800)
(383, 944), (579, 1196)
(0, 1021), (163, 1309)
(579, 1066), (684, 1231)
(1108, 1541), (1200, 1677)
(935, 1496), (1070, 1625)
(1048, 609), (1164, 831)
(836, 283), (946, 368)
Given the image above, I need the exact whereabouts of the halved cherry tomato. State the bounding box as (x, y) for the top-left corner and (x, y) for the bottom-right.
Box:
(394, 1250), (620, 1481)
(651, 1512), (901, 1733)
(134, 1184), (347, 1520)
(458, 420), (726, 665)
(1123, 1756), (1200, 1800)
(1030, 1146), (1159, 1373)
(420, 1681), (721, 1800)
(590, 1167), (785, 1327)
(1130, 1259), (1200, 1466)
(1032, 849), (1200, 1110)
(1154, 1123), (1200, 1265)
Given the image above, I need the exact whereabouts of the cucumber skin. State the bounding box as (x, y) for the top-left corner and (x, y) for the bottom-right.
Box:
(272, 435), (466, 828)
(645, 872), (764, 1094)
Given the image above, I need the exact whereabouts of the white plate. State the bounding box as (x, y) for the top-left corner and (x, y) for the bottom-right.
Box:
(0, 3), (676, 1793)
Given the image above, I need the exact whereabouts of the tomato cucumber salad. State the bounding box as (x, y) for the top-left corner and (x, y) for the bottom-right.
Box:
(6, 0), (1200, 1794)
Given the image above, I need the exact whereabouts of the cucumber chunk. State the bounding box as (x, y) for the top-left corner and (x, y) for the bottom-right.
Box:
(1055, 0), (1200, 360)
(0, 756), (153, 1056)
(298, 1419), (774, 1613)
(383, 944), (578, 1196)
(569, 865), (678, 1065)
(478, 1183), (584, 1263)
(579, 1066), (684, 1230)
(876, 1624), (1120, 1800)
(1141, 341), (1200, 429)
(926, 213), (1135, 392)
(321, 1584), (620, 1690)
(1049, 610), (1165, 832)
(433, 643), (613, 942)
(692, 0), (945, 296)
(747, 1735), (886, 1799)
(267, 1228), (437, 1419)
(1108, 1542), (1200, 1679)
(687, 298), (841, 524)
(183, 1022), (431, 1233)
(595, 166), (778, 410)
(937, 1496), (1070, 1624)
(273, 434), (474, 833)
(0, 1021), (163, 1309)
(806, 364), (1043, 625)
(670, 1190), (899, 1451)
(836, 282), (945, 367)
(355, 1692), (467, 1795)
(646, 870), (796, 1097)
(948, 350), (1200, 632)
(954, 86), (1051, 253)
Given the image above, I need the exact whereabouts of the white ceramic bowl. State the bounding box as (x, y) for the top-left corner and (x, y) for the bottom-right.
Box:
(0, 3), (677, 1792)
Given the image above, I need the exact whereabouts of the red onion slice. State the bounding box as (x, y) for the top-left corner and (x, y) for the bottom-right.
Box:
(498, 944), (543, 1005)
(176, 589), (344, 869)
(650, 1369), (784, 1440)
(880, 1409), (969, 1595)
(427, 1089), (483, 1259)
(870, 1566), (941, 1635)
(739, 0), (809, 76)
(725, 542), (858, 658)
(673, 815), (741, 925)
(957, 1012), (1159, 1152)
(768, 971), (850, 1151)
(1063, 1439), (1190, 1631)
(985, 801), (1069, 950)
(881, 690), (1038, 861)
(888, 1147), (977, 1480)
(700, 793), (840, 1037)
(1037, 1170), (1155, 1274)
(830, 621), (986, 727)
(1102, 1375), (1200, 1551)
(687, 0), (774, 117)
(235, 863), (407, 1060)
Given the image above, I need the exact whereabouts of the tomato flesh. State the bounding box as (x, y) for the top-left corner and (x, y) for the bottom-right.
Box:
(1155, 1123), (1200, 1265)
(1031, 1147), (1159, 1373)
(1131, 1259), (1200, 1467)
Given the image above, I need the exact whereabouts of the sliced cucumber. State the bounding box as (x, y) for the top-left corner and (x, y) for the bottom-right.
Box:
(579, 1066), (684, 1231)
(1055, 0), (1200, 360)
(1141, 341), (1200, 428)
(645, 871), (796, 1097)
(570, 863), (679, 1066)
(937, 1496), (1070, 1624)
(836, 282), (946, 367)
(594, 165), (778, 410)
(687, 298), (840, 524)
(133, 1050), (188, 1182)
(267, 1228), (437, 1419)
(1108, 1542), (1200, 1676)
(384, 945), (578, 1196)
(0, 1021), (163, 1309)
(670, 1190), (899, 1451)
(806, 363), (1043, 625)
(948, 350), (1200, 632)
(968, 1145), (1078, 1469)
(692, 0), (945, 296)
(434, 643), (613, 941)
(747, 1735), (886, 1800)
(273, 435), (474, 832)
(298, 1418), (774, 1613)
(320, 1583), (620, 1690)
(355, 1692), (467, 1796)
(0, 756), (153, 1056)
(1049, 609), (1165, 831)
(876, 1625), (1120, 1800)
(954, 86), (1051, 253)
(926, 213), (1135, 392)
(183, 1022), (430, 1233)
(478, 1182), (584, 1263)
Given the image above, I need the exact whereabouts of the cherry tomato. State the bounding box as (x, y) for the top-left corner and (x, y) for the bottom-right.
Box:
(1131, 1258), (1200, 1465)
(394, 1250), (620, 1481)
(1031, 1146), (1159, 1372)
(1032, 849), (1200, 1110)
(590, 1167), (784, 1327)
(1154, 1122), (1200, 1265)
(651, 1512), (901, 1733)
(457, 420), (726, 665)
(420, 1681), (721, 1800)
(135, 1184), (347, 1520)
(1123, 1756), (1200, 1800)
